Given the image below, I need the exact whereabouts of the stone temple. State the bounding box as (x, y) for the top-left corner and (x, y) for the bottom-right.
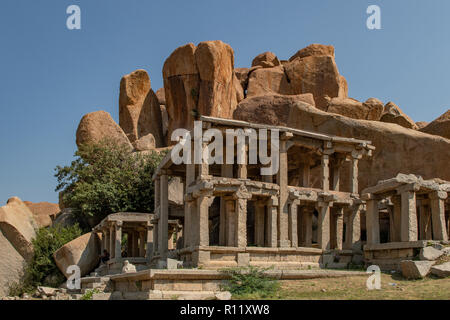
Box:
(51, 41), (450, 299)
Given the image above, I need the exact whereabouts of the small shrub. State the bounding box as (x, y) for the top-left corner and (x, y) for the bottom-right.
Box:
(80, 288), (100, 300)
(219, 266), (280, 298)
(8, 224), (82, 296)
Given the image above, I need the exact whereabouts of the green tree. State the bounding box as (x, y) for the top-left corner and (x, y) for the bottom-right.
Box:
(55, 139), (164, 229)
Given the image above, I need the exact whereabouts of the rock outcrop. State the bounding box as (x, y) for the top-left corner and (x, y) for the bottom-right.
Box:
(0, 197), (38, 262)
(24, 201), (60, 228)
(119, 70), (164, 147)
(163, 41), (239, 141)
(380, 102), (417, 130)
(132, 133), (156, 151)
(76, 111), (133, 150)
(420, 110), (450, 140)
(233, 94), (450, 191)
(284, 44), (347, 110)
(0, 229), (26, 297)
(53, 232), (101, 278)
(326, 97), (384, 121)
(251, 52), (281, 68)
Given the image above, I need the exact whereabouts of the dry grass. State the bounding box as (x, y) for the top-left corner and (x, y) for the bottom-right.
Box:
(234, 273), (450, 300)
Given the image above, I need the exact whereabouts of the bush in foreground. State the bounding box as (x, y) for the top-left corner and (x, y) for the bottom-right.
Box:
(9, 224), (82, 296)
(219, 266), (280, 298)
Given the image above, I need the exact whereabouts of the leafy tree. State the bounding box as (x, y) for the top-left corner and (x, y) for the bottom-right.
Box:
(55, 139), (164, 229)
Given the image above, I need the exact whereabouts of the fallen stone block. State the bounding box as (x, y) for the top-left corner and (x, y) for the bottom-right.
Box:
(400, 260), (435, 279)
(420, 246), (444, 261)
(430, 262), (450, 278)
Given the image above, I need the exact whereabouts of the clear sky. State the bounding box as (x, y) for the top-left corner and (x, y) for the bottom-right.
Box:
(0, 0), (449, 204)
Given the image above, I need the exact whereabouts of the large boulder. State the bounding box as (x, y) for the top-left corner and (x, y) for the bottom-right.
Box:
(284, 44), (347, 110)
(430, 262), (450, 278)
(53, 209), (77, 228)
(247, 66), (293, 98)
(132, 133), (156, 151)
(400, 260), (435, 279)
(163, 43), (200, 138)
(76, 111), (133, 150)
(289, 43), (335, 61)
(251, 52), (281, 68)
(195, 40), (238, 121)
(380, 102), (417, 130)
(415, 121), (429, 130)
(233, 94), (450, 191)
(53, 232), (101, 278)
(420, 110), (450, 140)
(163, 41), (238, 141)
(0, 197), (38, 262)
(24, 201), (60, 228)
(0, 230), (26, 297)
(234, 94), (315, 126)
(326, 97), (383, 121)
(119, 70), (164, 147)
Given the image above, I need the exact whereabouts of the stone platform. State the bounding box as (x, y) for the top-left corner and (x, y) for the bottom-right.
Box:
(103, 268), (367, 300)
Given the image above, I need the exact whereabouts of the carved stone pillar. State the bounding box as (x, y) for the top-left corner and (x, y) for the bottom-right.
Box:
(114, 222), (123, 261)
(365, 198), (380, 245)
(289, 200), (299, 247)
(317, 201), (331, 250)
(430, 191), (448, 241)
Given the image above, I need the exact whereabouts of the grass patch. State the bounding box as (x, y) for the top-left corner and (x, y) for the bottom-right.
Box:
(233, 273), (450, 300)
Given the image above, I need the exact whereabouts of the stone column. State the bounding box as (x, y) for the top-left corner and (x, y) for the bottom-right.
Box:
(390, 196), (402, 242)
(333, 207), (344, 250)
(225, 198), (236, 247)
(114, 222), (123, 261)
(158, 172), (169, 258)
(317, 202), (331, 250)
(146, 223), (153, 261)
(235, 197), (248, 248)
(289, 200), (299, 247)
(350, 156), (359, 194)
(184, 162), (195, 248)
(365, 198), (380, 245)
(344, 204), (361, 250)
(302, 207), (313, 247)
(254, 203), (265, 247)
(139, 230), (146, 257)
(197, 195), (210, 246)
(331, 156), (343, 191)
(109, 225), (115, 259)
(321, 154), (330, 192)
(237, 145), (247, 179)
(399, 185), (418, 242)
(430, 191), (448, 241)
(266, 197), (278, 248)
(152, 221), (159, 255)
(219, 164), (233, 246)
(277, 139), (290, 247)
(154, 176), (160, 210)
(104, 229), (109, 255)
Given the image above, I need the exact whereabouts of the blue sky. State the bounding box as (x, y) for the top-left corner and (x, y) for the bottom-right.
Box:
(0, 0), (449, 203)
